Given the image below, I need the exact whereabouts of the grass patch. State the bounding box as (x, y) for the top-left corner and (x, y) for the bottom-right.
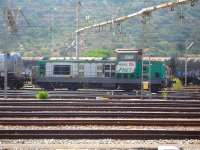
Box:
(161, 88), (168, 99)
(36, 91), (48, 100)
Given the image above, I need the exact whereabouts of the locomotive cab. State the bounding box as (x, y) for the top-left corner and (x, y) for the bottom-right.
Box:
(115, 48), (142, 91)
(116, 48), (142, 80)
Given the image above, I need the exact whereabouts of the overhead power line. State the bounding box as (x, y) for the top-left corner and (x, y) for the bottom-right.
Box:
(76, 0), (198, 34)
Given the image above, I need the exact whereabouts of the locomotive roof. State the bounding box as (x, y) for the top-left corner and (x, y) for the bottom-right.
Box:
(49, 57), (116, 61)
(23, 56), (170, 62)
(115, 48), (142, 53)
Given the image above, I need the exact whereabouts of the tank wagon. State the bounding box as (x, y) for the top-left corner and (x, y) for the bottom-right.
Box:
(170, 57), (200, 85)
(0, 52), (25, 89)
(32, 49), (171, 91)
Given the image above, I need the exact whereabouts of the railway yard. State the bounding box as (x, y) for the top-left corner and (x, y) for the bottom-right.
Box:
(0, 86), (200, 149)
(0, 0), (200, 149)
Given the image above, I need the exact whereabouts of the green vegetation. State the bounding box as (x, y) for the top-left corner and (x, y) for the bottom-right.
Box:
(161, 88), (168, 99)
(81, 49), (112, 57)
(36, 91), (49, 100)
(172, 77), (183, 91)
(1, 0), (200, 56)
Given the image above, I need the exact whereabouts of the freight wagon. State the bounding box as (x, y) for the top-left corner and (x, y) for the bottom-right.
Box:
(0, 52), (25, 89)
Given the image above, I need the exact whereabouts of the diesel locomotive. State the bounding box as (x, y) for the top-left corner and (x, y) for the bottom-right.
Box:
(32, 49), (171, 91)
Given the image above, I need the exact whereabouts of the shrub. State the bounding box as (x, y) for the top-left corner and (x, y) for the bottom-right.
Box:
(36, 91), (48, 100)
(172, 77), (183, 91)
(161, 88), (168, 99)
(81, 49), (112, 57)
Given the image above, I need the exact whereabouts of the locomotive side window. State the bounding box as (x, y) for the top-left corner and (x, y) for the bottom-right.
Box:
(111, 65), (115, 70)
(104, 65), (110, 70)
(53, 65), (70, 75)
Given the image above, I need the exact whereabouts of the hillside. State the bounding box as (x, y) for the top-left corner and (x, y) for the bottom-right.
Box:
(0, 0), (200, 57)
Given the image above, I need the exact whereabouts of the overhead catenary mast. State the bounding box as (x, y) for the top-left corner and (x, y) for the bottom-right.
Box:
(3, 0), (18, 99)
(75, 1), (81, 60)
(74, 0), (197, 95)
(76, 0), (197, 34)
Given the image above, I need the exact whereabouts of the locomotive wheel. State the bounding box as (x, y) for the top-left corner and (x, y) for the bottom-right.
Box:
(68, 86), (78, 91)
(0, 78), (4, 89)
(119, 84), (134, 92)
(151, 85), (161, 93)
(67, 83), (79, 91)
(8, 79), (24, 90)
(15, 82), (24, 90)
(43, 86), (54, 91)
(0, 84), (3, 89)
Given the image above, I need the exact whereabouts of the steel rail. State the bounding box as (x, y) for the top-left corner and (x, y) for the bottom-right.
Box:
(0, 118), (200, 126)
(0, 106), (200, 112)
(0, 111), (200, 118)
(1, 102), (200, 107)
(1, 99), (200, 103)
(0, 129), (200, 139)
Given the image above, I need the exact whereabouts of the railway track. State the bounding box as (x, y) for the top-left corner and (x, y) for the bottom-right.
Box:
(1, 101), (200, 107)
(0, 129), (199, 139)
(0, 118), (200, 126)
(0, 88), (200, 99)
(0, 111), (199, 118)
(0, 87), (200, 140)
(0, 94), (199, 99)
(1, 99), (200, 118)
(1, 106), (200, 112)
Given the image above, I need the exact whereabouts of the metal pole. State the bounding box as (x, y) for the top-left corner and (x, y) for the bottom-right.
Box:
(3, 1), (9, 99)
(184, 56), (188, 86)
(51, 9), (54, 53)
(184, 41), (194, 87)
(76, 1), (81, 78)
(4, 49), (8, 99)
(141, 50), (143, 99)
(75, 1), (81, 60)
(149, 55), (151, 98)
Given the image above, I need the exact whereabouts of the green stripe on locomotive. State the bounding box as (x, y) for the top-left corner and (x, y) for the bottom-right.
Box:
(116, 60), (166, 80)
